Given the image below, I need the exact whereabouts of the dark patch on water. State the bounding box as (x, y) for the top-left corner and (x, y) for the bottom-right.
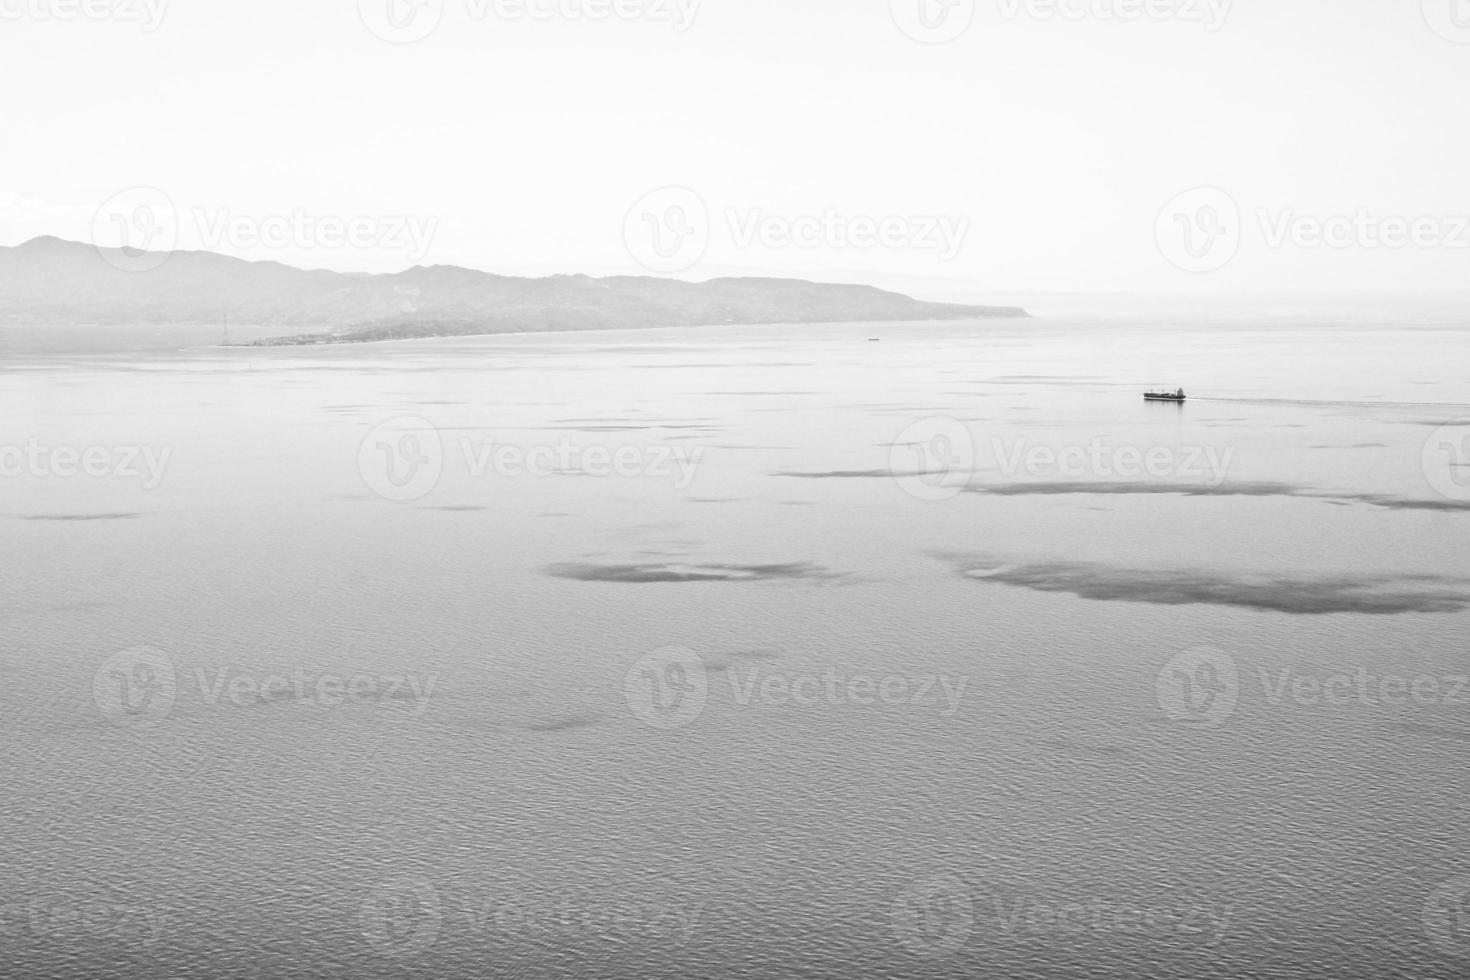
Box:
(1343, 494), (1470, 513)
(1384, 418), (1470, 428)
(775, 469), (889, 479)
(1, 600), (112, 621)
(728, 648), (783, 662)
(1381, 722), (1470, 742)
(946, 555), (1470, 615)
(774, 469), (910, 480)
(545, 561), (840, 584)
(632, 362), (814, 370)
(22, 513), (141, 522)
(961, 481), (1470, 513)
(524, 714), (603, 734)
(845, 404), (966, 414)
(713, 445), (795, 451)
(1031, 736), (1133, 758)
(552, 417), (645, 424)
(977, 375), (1106, 384)
(543, 425), (648, 432)
(702, 650), (780, 673)
(967, 481), (1302, 498)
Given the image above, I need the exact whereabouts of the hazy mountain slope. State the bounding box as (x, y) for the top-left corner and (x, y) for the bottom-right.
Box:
(0, 237), (1028, 340)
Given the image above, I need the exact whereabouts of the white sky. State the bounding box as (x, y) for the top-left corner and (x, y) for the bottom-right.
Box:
(2, 0), (1469, 293)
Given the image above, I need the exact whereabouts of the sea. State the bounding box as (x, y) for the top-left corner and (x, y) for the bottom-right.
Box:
(3, 306), (1469, 978)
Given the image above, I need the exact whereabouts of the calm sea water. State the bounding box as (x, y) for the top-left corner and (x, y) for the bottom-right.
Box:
(3, 315), (1469, 978)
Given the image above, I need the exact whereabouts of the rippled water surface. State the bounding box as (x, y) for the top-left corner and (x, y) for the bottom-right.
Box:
(3, 315), (1469, 978)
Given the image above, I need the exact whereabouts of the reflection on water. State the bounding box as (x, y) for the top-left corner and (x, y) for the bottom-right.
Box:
(3, 315), (1470, 979)
(949, 554), (1470, 615)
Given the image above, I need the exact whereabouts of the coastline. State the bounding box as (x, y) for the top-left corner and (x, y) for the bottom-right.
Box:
(233, 310), (1032, 349)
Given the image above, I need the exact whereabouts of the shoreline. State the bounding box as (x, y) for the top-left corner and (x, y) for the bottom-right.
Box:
(227, 312), (1033, 349)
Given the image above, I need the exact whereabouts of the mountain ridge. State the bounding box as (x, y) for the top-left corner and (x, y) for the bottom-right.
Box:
(0, 236), (1028, 344)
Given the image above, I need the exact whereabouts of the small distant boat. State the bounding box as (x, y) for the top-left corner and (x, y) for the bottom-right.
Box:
(1144, 388), (1187, 402)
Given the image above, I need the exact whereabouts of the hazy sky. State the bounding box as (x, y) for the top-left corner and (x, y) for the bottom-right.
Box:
(2, 0), (1468, 293)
